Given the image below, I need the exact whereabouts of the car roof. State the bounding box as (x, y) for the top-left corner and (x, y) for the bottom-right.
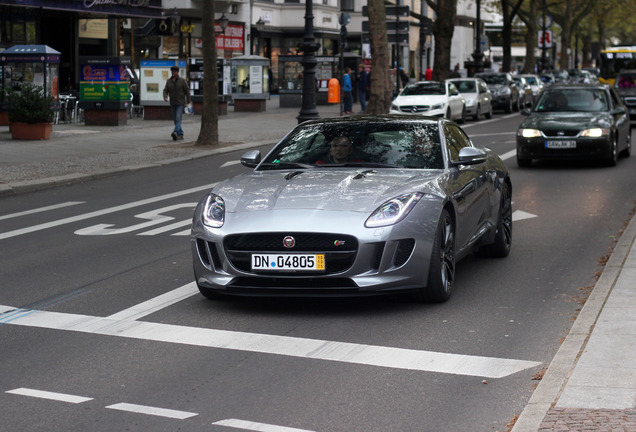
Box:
(543, 83), (609, 90)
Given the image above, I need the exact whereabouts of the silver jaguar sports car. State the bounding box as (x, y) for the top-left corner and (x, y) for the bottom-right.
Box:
(191, 115), (512, 302)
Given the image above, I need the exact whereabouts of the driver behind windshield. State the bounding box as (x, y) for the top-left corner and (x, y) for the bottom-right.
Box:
(316, 136), (355, 164)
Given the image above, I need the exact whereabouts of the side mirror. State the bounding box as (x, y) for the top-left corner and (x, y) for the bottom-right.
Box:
(452, 147), (487, 166)
(612, 106), (627, 115)
(241, 150), (262, 168)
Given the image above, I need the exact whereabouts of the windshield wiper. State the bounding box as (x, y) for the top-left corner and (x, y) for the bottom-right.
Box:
(258, 162), (315, 170)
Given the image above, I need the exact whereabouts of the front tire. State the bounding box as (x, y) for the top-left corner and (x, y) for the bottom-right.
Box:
(415, 209), (455, 303)
(517, 154), (532, 167)
(459, 106), (467, 123)
(605, 136), (618, 166)
(477, 182), (512, 258)
(485, 104), (493, 119)
(473, 105), (480, 121)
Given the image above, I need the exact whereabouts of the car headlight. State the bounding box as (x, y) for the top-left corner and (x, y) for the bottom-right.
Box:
(365, 193), (423, 228)
(202, 193), (225, 228)
(580, 128), (609, 137)
(431, 103), (444, 110)
(518, 128), (542, 138)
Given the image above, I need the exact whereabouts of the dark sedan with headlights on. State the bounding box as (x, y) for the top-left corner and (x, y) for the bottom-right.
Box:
(192, 115), (512, 303)
(516, 84), (631, 167)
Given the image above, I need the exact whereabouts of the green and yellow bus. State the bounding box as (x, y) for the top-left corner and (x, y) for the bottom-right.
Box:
(598, 46), (636, 85)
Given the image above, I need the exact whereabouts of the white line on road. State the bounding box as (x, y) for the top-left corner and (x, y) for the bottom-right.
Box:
(499, 149), (516, 161)
(0, 201), (85, 221)
(106, 282), (198, 321)
(105, 402), (198, 419)
(0, 183), (216, 241)
(6, 387), (93, 404)
(220, 160), (242, 168)
(213, 418), (316, 432)
(0, 298), (541, 379)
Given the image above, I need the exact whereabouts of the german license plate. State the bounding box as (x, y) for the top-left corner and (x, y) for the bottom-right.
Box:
(545, 140), (576, 149)
(251, 254), (325, 271)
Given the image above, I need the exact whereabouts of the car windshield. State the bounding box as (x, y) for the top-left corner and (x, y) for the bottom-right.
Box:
(449, 80), (476, 93)
(615, 73), (636, 88)
(534, 88), (609, 112)
(524, 76), (538, 85)
(260, 121), (444, 170)
(401, 82), (445, 96)
(478, 74), (506, 85)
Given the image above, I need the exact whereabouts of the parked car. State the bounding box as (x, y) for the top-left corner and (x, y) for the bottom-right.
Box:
(389, 80), (466, 123)
(613, 69), (636, 123)
(512, 75), (533, 107)
(192, 115), (512, 303)
(475, 72), (520, 113)
(519, 74), (545, 102)
(448, 77), (493, 121)
(516, 84), (632, 167)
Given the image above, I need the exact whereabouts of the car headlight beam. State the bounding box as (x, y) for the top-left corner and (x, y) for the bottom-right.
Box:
(581, 128), (609, 137)
(202, 193), (225, 228)
(365, 193), (424, 228)
(519, 128), (542, 138)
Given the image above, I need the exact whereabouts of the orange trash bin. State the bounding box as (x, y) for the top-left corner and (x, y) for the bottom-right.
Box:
(328, 78), (341, 103)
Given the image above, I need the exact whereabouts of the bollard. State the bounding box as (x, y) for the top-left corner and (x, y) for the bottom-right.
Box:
(328, 78), (341, 103)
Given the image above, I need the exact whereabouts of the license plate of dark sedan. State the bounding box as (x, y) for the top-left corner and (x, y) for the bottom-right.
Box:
(251, 254), (325, 271)
(545, 140), (576, 149)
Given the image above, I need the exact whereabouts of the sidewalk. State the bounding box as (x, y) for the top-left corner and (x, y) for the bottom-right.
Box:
(0, 96), (341, 196)
(1, 96), (636, 431)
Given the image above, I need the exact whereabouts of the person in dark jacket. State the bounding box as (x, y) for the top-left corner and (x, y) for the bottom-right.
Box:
(163, 66), (191, 141)
(356, 64), (369, 112)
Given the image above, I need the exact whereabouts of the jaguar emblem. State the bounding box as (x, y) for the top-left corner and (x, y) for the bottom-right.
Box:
(283, 236), (296, 248)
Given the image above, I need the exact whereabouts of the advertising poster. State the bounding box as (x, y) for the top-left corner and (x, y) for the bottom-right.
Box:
(79, 61), (130, 102)
(140, 59), (186, 105)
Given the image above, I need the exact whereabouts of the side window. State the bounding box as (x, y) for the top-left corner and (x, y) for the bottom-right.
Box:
(609, 88), (623, 108)
(444, 124), (471, 162)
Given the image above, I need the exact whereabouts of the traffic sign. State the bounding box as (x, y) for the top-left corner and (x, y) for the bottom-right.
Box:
(538, 30), (553, 48)
(362, 5), (410, 17)
(339, 12), (351, 26)
(362, 20), (409, 33)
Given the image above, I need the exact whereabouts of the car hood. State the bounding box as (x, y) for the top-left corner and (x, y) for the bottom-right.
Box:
(520, 111), (613, 130)
(214, 169), (444, 213)
(487, 84), (508, 92)
(394, 94), (447, 105)
(616, 87), (636, 97)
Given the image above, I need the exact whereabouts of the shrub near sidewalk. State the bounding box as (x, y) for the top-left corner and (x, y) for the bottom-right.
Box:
(7, 83), (55, 140)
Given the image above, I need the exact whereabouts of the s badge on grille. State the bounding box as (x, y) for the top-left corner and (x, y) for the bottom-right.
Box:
(283, 236), (296, 248)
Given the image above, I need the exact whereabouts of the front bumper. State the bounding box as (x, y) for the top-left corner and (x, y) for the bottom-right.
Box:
(516, 136), (613, 160)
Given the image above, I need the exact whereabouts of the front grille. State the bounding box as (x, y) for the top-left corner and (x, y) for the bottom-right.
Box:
(541, 129), (580, 138)
(224, 232), (358, 275)
(624, 97), (636, 107)
(398, 105), (430, 113)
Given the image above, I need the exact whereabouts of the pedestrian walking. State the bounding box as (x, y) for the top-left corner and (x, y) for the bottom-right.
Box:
(163, 66), (191, 141)
(356, 64), (369, 112)
(342, 67), (353, 114)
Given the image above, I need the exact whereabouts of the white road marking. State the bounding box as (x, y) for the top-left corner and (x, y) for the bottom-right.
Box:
(0, 299), (541, 379)
(75, 203), (197, 236)
(6, 387), (93, 404)
(106, 282), (198, 321)
(213, 418), (315, 432)
(139, 219), (192, 235)
(105, 402), (197, 419)
(513, 210), (538, 222)
(221, 160), (242, 168)
(0, 202), (85, 221)
(500, 149), (516, 161)
(0, 183), (216, 240)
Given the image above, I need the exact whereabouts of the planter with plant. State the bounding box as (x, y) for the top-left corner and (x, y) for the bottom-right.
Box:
(8, 83), (55, 140)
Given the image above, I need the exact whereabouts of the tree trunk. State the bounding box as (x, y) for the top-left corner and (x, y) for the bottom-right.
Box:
(365, 0), (392, 114)
(429, 0), (457, 81)
(519, 0), (538, 73)
(195, 0), (219, 146)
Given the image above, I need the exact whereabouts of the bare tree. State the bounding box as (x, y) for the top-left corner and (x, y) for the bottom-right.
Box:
(548, 0), (599, 70)
(195, 0), (219, 146)
(499, 0), (525, 73)
(364, 0), (392, 114)
(425, 0), (458, 81)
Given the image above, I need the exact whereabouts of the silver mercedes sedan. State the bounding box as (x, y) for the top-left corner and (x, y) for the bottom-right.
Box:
(191, 115), (512, 303)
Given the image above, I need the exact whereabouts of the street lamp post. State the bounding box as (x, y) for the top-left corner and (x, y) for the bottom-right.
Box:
(471, 0), (483, 74)
(255, 18), (265, 56)
(296, 0), (321, 124)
